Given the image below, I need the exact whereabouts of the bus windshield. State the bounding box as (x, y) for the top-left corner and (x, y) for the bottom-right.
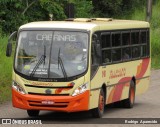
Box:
(15, 31), (88, 79)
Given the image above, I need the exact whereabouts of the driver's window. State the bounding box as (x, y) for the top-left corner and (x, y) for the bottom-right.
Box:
(91, 33), (100, 78)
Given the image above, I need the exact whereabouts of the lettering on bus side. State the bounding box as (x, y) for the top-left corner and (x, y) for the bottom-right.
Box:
(109, 68), (126, 79)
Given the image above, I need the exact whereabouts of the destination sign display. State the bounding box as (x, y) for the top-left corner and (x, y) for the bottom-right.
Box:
(36, 34), (76, 42)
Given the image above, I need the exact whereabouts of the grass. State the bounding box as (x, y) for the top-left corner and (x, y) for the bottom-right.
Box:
(150, 2), (160, 69)
(0, 36), (13, 103)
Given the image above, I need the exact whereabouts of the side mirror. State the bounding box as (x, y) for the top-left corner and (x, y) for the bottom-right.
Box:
(6, 43), (12, 57)
(6, 31), (17, 57)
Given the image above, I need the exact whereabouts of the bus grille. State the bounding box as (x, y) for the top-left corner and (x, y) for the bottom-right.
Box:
(28, 92), (69, 96)
(28, 100), (69, 108)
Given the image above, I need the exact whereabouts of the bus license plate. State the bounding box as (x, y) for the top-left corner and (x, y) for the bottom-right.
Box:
(42, 100), (54, 105)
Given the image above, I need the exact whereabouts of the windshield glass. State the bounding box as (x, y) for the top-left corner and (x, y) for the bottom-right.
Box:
(15, 31), (88, 79)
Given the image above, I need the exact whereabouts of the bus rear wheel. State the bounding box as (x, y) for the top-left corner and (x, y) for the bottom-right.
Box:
(27, 110), (40, 117)
(123, 80), (135, 108)
(91, 88), (105, 118)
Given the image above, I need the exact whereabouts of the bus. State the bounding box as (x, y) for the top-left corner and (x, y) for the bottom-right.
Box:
(6, 18), (150, 118)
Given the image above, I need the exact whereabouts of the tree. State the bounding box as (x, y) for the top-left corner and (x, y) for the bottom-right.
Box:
(92, 0), (146, 18)
(92, 0), (123, 17)
(146, 0), (153, 22)
(0, 0), (67, 34)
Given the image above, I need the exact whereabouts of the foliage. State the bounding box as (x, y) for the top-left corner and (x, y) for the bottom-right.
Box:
(40, 0), (66, 20)
(129, 0), (160, 69)
(73, 0), (94, 18)
(92, 0), (146, 18)
(0, 36), (13, 103)
(0, 0), (95, 34)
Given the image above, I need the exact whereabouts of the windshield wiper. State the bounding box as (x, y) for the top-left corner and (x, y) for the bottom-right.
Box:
(30, 45), (46, 77)
(58, 48), (68, 79)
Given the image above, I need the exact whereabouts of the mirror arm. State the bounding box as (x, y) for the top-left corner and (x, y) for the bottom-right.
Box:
(8, 31), (17, 44)
(6, 31), (17, 57)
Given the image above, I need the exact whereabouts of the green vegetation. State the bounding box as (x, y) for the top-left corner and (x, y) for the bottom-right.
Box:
(0, 0), (160, 103)
(150, 2), (160, 69)
(0, 0), (94, 34)
(129, 1), (160, 69)
(0, 37), (13, 103)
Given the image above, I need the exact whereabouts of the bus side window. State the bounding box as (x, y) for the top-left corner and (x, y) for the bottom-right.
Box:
(141, 31), (147, 44)
(131, 31), (139, 44)
(122, 32), (131, 60)
(141, 45), (147, 57)
(102, 50), (111, 63)
(112, 33), (121, 47)
(132, 46), (140, 58)
(101, 33), (111, 64)
(111, 32), (121, 62)
(101, 34), (111, 48)
(112, 49), (121, 62)
(122, 47), (131, 60)
(140, 30), (147, 57)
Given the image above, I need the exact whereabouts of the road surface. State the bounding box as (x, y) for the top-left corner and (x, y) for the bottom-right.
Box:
(0, 70), (160, 126)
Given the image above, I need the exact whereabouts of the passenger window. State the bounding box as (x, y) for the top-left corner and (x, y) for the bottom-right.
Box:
(112, 48), (121, 62)
(122, 47), (131, 61)
(141, 45), (147, 57)
(131, 31), (139, 44)
(101, 34), (111, 48)
(141, 31), (147, 43)
(112, 33), (121, 47)
(132, 46), (140, 58)
(146, 30), (150, 56)
(122, 32), (130, 45)
(102, 50), (111, 63)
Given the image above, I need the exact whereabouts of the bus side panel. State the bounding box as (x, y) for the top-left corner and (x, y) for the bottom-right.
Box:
(136, 77), (150, 95)
(89, 89), (100, 109)
(135, 58), (151, 95)
(89, 67), (103, 110)
(106, 58), (151, 104)
(89, 58), (150, 109)
(105, 63), (131, 104)
(106, 83), (130, 104)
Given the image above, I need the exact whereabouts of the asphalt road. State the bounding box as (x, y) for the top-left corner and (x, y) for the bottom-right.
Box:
(0, 69), (160, 126)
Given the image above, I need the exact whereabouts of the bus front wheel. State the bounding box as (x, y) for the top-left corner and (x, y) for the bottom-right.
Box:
(27, 110), (40, 117)
(91, 88), (105, 118)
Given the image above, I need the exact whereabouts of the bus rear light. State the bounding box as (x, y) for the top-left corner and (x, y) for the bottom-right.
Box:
(12, 81), (26, 95)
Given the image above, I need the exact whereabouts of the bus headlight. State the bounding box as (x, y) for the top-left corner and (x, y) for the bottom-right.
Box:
(12, 81), (26, 95)
(72, 83), (89, 96)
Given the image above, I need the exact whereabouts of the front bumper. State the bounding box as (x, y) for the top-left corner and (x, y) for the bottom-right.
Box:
(12, 88), (89, 112)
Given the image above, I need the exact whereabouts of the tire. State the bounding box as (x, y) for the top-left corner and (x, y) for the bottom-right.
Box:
(27, 110), (40, 117)
(91, 88), (105, 118)
(123, 80), (135, 108)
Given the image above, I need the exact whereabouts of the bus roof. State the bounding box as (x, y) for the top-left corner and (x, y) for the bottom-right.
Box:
(20, 18), (150, 31)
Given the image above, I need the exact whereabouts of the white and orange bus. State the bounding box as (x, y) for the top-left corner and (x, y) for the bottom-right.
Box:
(6, 18), (150, 118)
